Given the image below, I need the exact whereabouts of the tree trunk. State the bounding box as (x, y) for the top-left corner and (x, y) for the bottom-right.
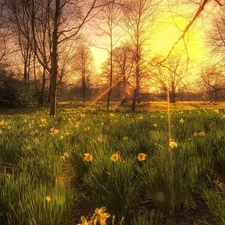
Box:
(82, 53), (86, 103)
(106, 29), (113, 114)
(50, 74), (57, 116)
(49, 42), (58, 116)
(131, 89), (137, 112)
(49, 0), (60, 116)
(120, 97), (127, 105)
(170, 81), (176, 103)
(82, 76), (86, 103)
(132, 44), (140, 112)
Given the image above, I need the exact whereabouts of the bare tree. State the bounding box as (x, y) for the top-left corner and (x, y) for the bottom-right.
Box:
(112, 42), (134, 104)
(6, 1), (34, 101)
(100, 41), (135, 103)
(0, 0), (11, 62)
(207, 7), (225, 62)
(200, 64), (225, 104)
(154, 54), (188, 103)
(7, 0), (108, 115)
(90, 0), (123, 112)
(73, 39), (95, 102)
(201, 3), (225, 103)
(150, 0), (225, 105)
(121, 0), (161, 111)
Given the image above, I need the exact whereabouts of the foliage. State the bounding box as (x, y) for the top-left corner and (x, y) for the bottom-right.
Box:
(0, 172), (73, 225)
(129, 210), (158, 225)
(138, 141), (200, 212)
(83, 153), (139, 222)
(202, 183), (225, 225)
(0, 67), (26, 107)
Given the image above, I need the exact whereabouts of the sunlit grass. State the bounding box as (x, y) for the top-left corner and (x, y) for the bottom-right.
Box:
(58, 100), (225, 112)
(1, 102), (225, 224)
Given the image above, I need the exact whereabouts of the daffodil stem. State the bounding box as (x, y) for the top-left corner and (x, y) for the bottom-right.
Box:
(167, 83), (175, 211)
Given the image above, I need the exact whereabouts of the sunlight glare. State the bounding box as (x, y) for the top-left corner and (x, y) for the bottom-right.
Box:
(150, 16), (205, 62)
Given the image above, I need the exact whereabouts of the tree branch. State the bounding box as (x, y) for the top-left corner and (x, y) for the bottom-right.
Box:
(214, 0), (223, 6)
(159, 0), (210, 64)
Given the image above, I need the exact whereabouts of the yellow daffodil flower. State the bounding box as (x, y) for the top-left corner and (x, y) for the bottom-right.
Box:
(110, 151), (120, 162)
(50, 127), (59, 136)
(40, 118), (47, 124)
(93, 207), (110, 225)
(83, 153), (93, 162)
(0, 120), (4, 125)
(77, 216), (92, 225)
(194, 131), (205, 137)
(198, 131), (205, 136)
(64, 152), (69, 158)
(45, 196), (51, 202)
(180, 118), (185, 123)
(122, 136), (128, 141)
(137, 153), (147, 161)
(169, 140), (178, 148)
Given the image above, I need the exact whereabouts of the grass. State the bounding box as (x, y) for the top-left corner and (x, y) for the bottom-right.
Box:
(1, 101), (225, 225)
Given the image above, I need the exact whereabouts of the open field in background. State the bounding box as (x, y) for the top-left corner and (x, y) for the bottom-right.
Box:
(0, 101), (224, 115)
(58, 101), (225, 111)
(1, 101), (225, 224)
(116, 101), (225, 112)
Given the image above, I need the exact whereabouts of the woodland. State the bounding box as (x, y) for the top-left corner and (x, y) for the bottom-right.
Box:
(0, 0), (224, 114)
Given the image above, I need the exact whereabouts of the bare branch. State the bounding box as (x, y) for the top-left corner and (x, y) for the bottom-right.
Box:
(159, 0), (210, 64)
(214, 0), (223, 6)
(58, 0), (115, 43)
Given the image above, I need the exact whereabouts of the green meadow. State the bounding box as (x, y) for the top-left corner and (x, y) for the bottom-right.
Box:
(1, 101), (225, 225)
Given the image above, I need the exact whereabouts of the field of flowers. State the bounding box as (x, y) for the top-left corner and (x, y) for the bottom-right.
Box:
(1, 103), (225, 225)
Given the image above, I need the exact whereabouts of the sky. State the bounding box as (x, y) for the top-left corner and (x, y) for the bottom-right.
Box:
(88, 0), (222, 71)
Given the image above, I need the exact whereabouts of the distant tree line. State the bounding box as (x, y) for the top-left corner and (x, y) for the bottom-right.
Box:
(1, 61), (222, 107)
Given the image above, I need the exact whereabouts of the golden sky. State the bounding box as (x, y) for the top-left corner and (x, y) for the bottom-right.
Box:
(90, 0), (221, 70)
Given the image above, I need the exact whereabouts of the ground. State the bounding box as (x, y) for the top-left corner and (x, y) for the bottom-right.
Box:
(1, 102), (224, 225)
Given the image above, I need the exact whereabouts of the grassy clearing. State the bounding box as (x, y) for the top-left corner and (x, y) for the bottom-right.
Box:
(58, 100), (225, 112)
(1, 101), (225, 224)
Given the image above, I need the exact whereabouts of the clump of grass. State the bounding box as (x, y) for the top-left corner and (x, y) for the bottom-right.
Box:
(64, 149), (90, 183)
(0, 172), (74, 225)
(208, 129), (225, 173)
(83, 152), (139, 223)
(129, 210), (159, 225)
(202, 181), (225, 225)
(138, 140), (200, 212)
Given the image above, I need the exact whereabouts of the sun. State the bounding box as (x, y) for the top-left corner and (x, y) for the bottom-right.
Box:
(152, 23), (204, 61)
(149, 2), (206, 63)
